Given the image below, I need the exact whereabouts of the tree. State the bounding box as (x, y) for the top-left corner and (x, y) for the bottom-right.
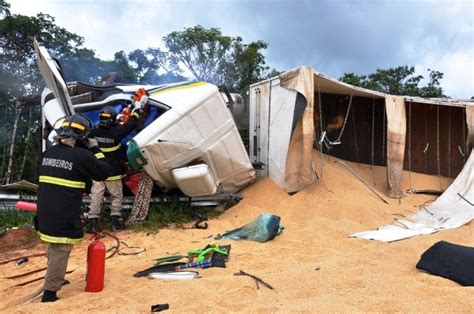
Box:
(0, 9), (84, 183)
(228, 37), (269, 93)
(59, 48), (111, 83)
(124, 48), (183, 84)
(163, 25), (269, 94)
(0, 0), (10, 17)
(340, 66), (445, 97)
(419, 69), (444, 98)
(164, 26), (232, 83)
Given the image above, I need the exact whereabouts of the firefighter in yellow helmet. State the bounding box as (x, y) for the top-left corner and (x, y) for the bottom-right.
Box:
(86, 88), (148, 232)
(35, 114), (112, 302)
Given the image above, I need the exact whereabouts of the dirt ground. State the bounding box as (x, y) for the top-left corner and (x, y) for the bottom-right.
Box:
(0, 228), (43, 256)
(0, 152), (472, 313)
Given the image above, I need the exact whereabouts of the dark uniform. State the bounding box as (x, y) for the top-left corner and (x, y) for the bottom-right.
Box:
(87, 109), (140, 230)
(36, 114), (112, 303)
(88, 111), (139, 182)
(37, 144), (111, 243)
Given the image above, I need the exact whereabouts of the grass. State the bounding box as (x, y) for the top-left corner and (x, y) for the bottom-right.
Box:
(84, 201), (226, 233)
(129, 202), (223, 233)
(0, 208), (35, 230)
(1, 201), (228, 233)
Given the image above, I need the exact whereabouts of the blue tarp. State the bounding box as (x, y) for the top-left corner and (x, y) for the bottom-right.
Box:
(220, 213), (283, 243)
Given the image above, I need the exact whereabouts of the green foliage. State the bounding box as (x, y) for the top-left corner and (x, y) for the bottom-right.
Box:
(229, 38), (269, 93)
(59, 48), (111, 84)
(340, 65), (445, 97)
(163, 25), (269, 94)
(164, 25), (232, 82)
(0, 8), (84, 183)
(0, 0), (10, 17)
(0, 209), (35, 229)
(0, 1), (271, 183)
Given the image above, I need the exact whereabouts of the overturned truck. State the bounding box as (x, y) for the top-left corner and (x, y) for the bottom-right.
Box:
(249, 66), (473, 198)
(35, 40), (256, 202)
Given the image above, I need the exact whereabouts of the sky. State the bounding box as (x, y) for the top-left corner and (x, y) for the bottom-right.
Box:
(8, 0), (474, 99)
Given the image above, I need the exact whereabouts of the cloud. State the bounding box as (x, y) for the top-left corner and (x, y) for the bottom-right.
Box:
(9, 0), (473, 98)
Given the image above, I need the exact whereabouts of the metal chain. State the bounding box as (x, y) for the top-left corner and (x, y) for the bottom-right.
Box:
(448, 107), (451, 178)
(326, 93), (353, 145)
(382, 103), (386, 165)
(436, 105), (442, 190)
(371, 99), (376, 185)
(317, 77), (324, 179)
(462, 108), (466, 164)
(408, 102), (412, 190)
(424, 106), (428, 173)
(351, 99), (360, 165)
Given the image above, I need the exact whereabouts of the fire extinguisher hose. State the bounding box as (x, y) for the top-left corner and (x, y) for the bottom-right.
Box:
(104, 231), (121, 259)
(89, 231), (121, 259)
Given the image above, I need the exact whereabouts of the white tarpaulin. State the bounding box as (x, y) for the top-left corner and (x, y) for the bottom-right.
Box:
(351, 149), (474, 242)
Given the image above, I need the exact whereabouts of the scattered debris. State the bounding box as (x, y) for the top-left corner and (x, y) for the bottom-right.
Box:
(15, 257), (29, 265)
(134, 244), (231, 277)
(219, 213), (283, 243)
(149, 271), (198, 280)
(151, 303), (169, 312)
(406, 189), (443, 196)
(234, 270), (274, 290)
(0, 252), (47, 266)
(192, 217), (208, 229)
(416, 241), (474, 286)
(188, 242), (228, 262)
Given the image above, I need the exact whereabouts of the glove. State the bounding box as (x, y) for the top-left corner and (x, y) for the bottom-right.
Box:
(132, 88), (149, 114)
(86, 138), (99, 149)
(133, 87), (148, 102)
(133, 95), (148, 111)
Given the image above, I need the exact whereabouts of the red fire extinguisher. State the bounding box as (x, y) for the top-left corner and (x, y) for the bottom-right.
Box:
(85, 236), (106, 292)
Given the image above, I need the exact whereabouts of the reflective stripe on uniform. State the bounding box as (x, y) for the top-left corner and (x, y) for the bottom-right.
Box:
(100, 143), (121, 152)
(132, 111), (139, 118)
(38, 231), (82, 245)
(106, 175), (122, 181)
(63, 122), (86, 131)
(95, 152), (105, 159)
(39, 175), (86, 189)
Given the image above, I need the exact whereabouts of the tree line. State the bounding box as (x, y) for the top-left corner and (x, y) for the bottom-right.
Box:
(0, 0), (447, 185)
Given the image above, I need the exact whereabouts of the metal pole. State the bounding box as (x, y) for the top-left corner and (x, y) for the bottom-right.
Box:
(335, 160), (389, 205)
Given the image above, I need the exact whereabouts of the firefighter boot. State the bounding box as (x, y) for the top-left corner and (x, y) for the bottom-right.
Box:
(86, 218), (100, 234)
(111, 216), (124, 231)
(41, 290), (59, 303)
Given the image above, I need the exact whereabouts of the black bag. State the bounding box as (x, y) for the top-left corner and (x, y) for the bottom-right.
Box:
(416, 241), (474, 286)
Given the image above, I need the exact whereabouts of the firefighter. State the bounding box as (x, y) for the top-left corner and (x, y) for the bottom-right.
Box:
(87, 88), (148, 233)
(35, 114), (112, 302)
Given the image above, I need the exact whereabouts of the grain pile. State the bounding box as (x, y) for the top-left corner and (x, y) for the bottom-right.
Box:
(0, 152), (472, 312)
